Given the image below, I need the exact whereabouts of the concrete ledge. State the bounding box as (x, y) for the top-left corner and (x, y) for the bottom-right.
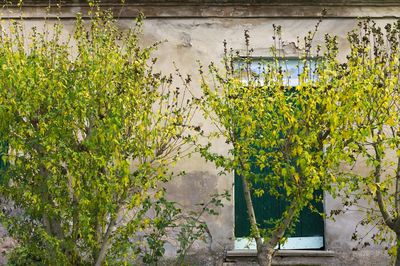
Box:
(1, 4), (400, 19)
(225, 250), (337, 265)
(16, 1), (400, 6)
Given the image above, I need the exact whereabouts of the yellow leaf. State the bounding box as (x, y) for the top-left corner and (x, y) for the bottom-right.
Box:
(297, 146), (303, 155)
(368, 183), (377, 196)
(386, 117), (395, 127)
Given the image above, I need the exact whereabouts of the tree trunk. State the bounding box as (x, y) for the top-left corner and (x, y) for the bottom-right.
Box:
(240, 173), (258, 239)
(239, 172), (273, 266)
(256, 246), (274, 266)
(396, 235), (400, 266)
(94, 216), (117, 266)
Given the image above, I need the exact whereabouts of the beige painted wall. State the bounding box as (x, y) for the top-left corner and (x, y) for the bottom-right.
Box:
(136, 17), (396, 265)
(1, 4), (400, 264)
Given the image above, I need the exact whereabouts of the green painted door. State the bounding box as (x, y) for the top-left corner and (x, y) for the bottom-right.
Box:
(234, 58), (324, 249)
(0, 142), (7, 180)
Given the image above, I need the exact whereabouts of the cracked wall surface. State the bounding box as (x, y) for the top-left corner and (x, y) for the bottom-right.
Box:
(1, 4), (400, 265)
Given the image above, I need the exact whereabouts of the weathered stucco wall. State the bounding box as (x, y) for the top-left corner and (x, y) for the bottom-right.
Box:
(1, 2), (400, 265)
(136, 17), (395, 265)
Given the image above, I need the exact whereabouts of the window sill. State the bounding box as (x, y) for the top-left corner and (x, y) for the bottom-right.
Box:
(235, 237), (324, 250)
(226, 249), (336, 258)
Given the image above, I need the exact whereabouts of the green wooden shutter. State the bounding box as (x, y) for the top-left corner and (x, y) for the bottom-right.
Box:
(234, 171), (325, 249)
(234, 58), (324, 249)
(0, 142), (7, 180)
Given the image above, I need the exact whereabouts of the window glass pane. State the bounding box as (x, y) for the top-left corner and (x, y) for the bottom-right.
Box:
(236, 58), (318, 86)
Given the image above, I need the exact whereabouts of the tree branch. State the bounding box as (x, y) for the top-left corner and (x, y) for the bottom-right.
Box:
(372, 143), (394, 229)
(94, 213), (118, 266)
(266, 198), (299, 249)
